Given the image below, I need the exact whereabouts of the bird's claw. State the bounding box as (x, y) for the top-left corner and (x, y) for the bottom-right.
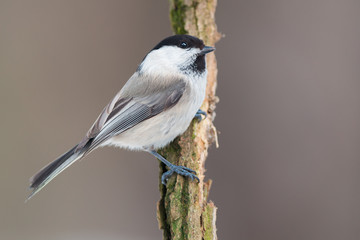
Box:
(161, 165), (200, 185)
(194, 109), (207, 122)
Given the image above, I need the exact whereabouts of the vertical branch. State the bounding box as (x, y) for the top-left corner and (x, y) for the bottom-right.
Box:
(157, 0), (221, 239)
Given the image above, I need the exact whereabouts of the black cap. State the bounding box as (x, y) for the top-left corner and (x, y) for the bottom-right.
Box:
(153, 35), (205, 50)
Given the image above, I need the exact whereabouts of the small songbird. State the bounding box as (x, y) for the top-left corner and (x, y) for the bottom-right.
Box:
(28, 35), (215, 200)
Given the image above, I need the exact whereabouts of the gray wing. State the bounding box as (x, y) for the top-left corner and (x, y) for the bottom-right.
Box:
(76, 77), (186, 153)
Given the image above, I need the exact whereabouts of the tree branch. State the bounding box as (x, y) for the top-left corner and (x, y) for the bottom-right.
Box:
(156, 0), (221, 239)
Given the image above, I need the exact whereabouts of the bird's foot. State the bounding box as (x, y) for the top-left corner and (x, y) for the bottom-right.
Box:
(149, 150), (200, 185)
(161, 164), (199, 185)
(194, 109), (207, 121)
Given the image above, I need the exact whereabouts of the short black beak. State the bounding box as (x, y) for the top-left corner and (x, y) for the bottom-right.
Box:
(200, 46), (215, 55)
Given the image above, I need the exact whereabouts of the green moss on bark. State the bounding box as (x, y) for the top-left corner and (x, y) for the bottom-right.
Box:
(169, 0), (188, 34)
(202, 203), (216, 240)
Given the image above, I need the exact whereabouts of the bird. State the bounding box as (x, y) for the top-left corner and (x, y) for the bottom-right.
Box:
(28, 34), (215, 200)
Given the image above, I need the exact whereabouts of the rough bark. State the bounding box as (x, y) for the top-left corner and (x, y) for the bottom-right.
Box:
(156, 0), (221, 239)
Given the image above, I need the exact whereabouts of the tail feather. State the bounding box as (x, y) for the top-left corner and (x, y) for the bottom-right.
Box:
(27, 145), (84, 201)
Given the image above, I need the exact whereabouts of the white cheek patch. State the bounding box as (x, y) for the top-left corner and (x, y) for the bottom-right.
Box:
(139, 46), (201, 75)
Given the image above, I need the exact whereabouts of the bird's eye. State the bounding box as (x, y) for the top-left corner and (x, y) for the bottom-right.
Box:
(180, 42), (188, 48)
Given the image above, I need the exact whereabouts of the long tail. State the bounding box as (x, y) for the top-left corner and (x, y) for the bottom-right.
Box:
(27, 145), (85, 201)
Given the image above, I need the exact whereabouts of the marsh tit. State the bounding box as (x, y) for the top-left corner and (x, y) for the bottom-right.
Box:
(28, 35), (215, 200)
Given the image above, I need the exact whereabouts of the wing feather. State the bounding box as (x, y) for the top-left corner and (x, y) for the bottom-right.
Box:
(76, 76), (186, 152)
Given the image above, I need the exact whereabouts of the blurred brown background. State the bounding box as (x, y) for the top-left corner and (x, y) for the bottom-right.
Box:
(1, 0), (360, 239)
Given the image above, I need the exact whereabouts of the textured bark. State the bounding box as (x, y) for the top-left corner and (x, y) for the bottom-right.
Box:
(156, 0), (221, 239)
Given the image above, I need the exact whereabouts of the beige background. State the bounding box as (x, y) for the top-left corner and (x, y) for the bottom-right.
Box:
(1, 0), (360, 239)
